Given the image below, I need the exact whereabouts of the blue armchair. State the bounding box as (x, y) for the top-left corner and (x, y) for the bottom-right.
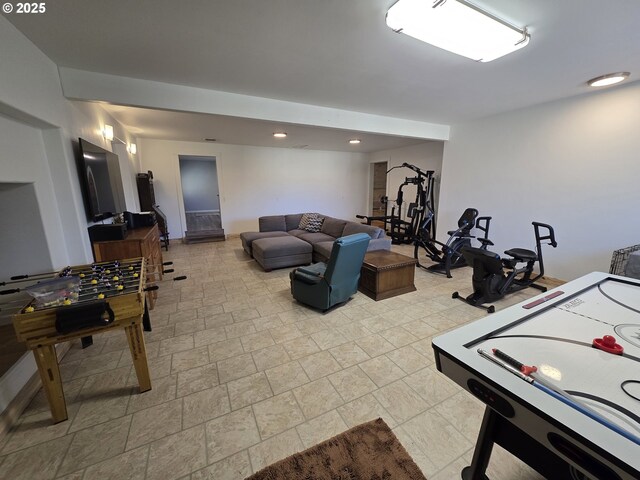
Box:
(290, 233), (370, 311)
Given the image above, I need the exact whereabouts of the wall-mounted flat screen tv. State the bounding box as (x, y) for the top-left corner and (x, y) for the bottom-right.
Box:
(77, 138), (125, 222)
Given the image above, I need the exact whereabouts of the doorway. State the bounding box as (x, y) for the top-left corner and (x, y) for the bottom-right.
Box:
(371, 161), (388, 227)
(178, 155), (225, 242)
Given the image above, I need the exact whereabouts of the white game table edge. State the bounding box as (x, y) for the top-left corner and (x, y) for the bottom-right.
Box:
(432, 271), (640, 477)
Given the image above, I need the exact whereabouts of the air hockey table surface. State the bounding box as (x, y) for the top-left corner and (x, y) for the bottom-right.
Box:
(433, 272), (640, 480)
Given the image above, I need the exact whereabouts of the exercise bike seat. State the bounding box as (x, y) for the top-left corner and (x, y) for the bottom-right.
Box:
(447, 208), (478, 237)
(504, 248), (537, 262)
(477, 237), (494, 247)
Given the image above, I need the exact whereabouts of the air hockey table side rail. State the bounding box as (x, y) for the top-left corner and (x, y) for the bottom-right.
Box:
(432, 271), (640, 480)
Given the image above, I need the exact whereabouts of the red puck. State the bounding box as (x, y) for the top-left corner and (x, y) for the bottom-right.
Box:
(592, 335), (624, 355)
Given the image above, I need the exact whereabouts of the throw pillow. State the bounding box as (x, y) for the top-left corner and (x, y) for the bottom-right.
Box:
(299, 213), (323, 233)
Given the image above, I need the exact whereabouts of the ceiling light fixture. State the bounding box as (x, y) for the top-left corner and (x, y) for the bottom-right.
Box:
(349, 139), (361, 144)
(102, 124), (114, 141)
(386, 0), (530, 62)
(587, 72), (630, 87)
(273, 132), (287, 138)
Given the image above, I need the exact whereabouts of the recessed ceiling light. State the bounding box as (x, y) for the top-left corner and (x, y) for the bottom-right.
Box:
(349, 139), (361, 144)
(273, 132), (287, 138)
(587, 72), (630, 87)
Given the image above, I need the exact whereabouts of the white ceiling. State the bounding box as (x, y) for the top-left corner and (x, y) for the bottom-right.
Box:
(7, 0), (640, 151)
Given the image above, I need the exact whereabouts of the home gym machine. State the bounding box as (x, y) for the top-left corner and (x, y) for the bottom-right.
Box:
(357, 162), (435, 245)
(414, 208), (493, 278)
(452, 222), (558, 313)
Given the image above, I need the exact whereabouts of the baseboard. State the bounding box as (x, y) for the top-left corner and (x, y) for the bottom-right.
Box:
(541, 276), (566, 287)
(0, 369), (41, 442)
(0, 342), (71, 443)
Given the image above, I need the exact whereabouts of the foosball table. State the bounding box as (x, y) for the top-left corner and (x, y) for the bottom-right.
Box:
(11, 257), (154, 423)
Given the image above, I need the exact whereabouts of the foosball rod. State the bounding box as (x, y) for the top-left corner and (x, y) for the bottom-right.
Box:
(71, 260), (173, 274)
(7, 259), (145, 280)
(77, 284), (160, 300)
(3, 259), (165, 282)
(77, 275), (186, 300)
(0, 297), (35, 311)
(22, 259), (174, 279)
(77, 268), (178, 288)
(2, 272), (66, 285)
(2, 271), (186, 301)
(70, 262), (174, 277)
(0, 286), (30, 296)
(67, 265), (175, 283)
(15, 284), (152, 311)
(68, 261), (145, 276)
(71, 258), (162, 271)
(79, 272), (164, 288)
(0, 274), (145, 301)
(77, 275), (187, 299)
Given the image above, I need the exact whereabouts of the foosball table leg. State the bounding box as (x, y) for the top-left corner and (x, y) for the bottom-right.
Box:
(142, 303), (152, 332)
(33, 345), (68, 423)
(125, 322), (152, 393)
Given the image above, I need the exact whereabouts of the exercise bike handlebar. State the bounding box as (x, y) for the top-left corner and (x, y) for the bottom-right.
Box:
(532, 222), (558, 248)
(401, 162), (434, 177)
(444, 220), (473, 247)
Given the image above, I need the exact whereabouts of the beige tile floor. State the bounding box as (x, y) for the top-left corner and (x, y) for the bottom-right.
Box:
(0, 239), (548, 480)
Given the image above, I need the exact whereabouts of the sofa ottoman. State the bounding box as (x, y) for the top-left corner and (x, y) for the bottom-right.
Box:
(252, 236), (313, 271)
(240, 231), (290, 256)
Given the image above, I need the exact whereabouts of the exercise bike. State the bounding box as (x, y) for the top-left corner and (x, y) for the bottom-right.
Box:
(452, 222), (557, 313)
(414, 208), (492, 278)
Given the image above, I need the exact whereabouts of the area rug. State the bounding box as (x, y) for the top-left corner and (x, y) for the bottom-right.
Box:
(246, 418), (427, 479)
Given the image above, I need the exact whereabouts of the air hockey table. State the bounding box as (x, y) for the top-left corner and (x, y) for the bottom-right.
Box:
(433, 272), (640, 480)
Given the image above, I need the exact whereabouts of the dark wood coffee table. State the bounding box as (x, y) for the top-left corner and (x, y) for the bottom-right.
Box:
(358, 250), (417, 301)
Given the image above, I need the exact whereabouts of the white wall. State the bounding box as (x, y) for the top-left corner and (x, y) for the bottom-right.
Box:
(0, 183), (51, 277)
(368, 142), (444, 221)
(138, 139), (370, 237)
(440, 82), (640, 281)
(0, 17), (138, 415)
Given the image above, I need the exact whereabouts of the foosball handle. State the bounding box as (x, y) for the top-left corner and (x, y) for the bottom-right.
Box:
(163, 269), (175, 274)
(0, 288), (20, 295)
(144, 286), (160, 292)
(173, 276), (187, 281)
(10, 274), (29, 280)
(162, 261), (174, 266)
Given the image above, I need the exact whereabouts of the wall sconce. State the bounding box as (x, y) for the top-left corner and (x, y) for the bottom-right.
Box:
(127, 143), (137, 154)
(102, 124), (114, 141)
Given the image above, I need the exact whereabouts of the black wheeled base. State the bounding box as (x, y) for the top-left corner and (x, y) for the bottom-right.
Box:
(452, 279), (550, 315)
(452, 291), (495, 314)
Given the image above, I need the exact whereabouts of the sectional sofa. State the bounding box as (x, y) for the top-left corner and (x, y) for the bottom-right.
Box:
(241, 213), (391, 271)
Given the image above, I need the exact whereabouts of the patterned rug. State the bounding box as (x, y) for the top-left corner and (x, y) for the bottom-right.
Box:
(246, 418), (427, 479)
